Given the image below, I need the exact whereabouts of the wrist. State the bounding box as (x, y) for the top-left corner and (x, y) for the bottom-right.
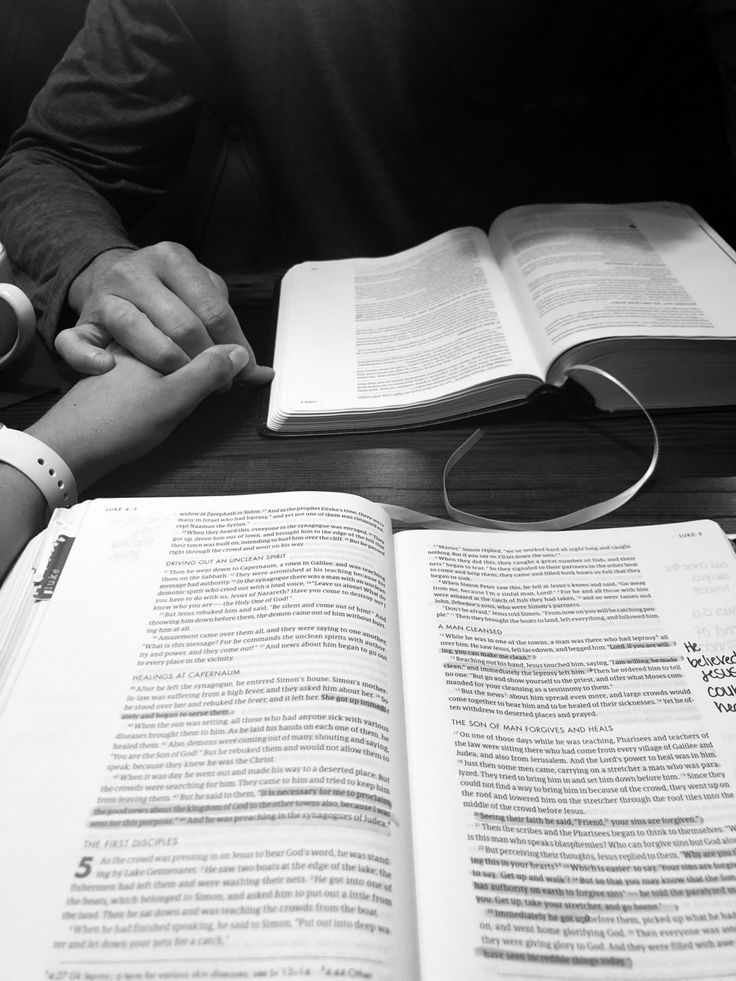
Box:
(26, 373), (133, 492)
(0, 424), (77, 512)
(27, 412), (96, 494)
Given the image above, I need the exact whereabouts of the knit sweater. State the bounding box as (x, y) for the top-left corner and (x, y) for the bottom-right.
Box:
(0, 0), (733, 342)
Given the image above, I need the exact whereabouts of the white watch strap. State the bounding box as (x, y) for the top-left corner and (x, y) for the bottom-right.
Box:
(0, 424), (77, 510)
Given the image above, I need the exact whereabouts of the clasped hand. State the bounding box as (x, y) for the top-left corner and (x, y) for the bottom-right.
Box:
(60, 242), (274, 384)
(0, 343), (252, 583)
(30, 342), (252, 492)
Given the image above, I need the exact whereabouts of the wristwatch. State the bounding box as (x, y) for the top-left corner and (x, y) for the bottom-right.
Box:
(0, 424), (77, 511)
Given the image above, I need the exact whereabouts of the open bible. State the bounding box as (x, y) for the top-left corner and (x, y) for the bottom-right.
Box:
(266, 202), (736, 433)
(1, 492), (736, 979)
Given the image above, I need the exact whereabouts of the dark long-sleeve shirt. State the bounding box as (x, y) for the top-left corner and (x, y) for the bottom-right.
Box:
(0, 0), (734, 343)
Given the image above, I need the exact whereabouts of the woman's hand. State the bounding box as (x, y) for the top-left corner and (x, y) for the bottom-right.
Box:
(1, 343), (256, 582)
(28, 342), (253, 490)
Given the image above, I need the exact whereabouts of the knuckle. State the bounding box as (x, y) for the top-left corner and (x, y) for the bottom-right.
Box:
(154, 337), (188, 374)
(166, 313), (205, 346)
(104, 296), (142, 337)
(198, 298), (231, 333)
(153, 240), (193, 269)
(97, 251), (139, 286)
(208, 269), (227, 296)
(152, 240), (185, 257)
(91, 292), (120, 317)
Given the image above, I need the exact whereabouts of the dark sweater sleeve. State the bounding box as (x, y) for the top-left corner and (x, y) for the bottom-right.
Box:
(0, 0), (214, 344)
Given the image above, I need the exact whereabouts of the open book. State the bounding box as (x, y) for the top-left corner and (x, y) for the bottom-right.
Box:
(266, 202), (736, 433)
(1, 492), (736, 980)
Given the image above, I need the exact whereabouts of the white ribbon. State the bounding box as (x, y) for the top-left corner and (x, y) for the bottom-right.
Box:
(382, 365), (659, 532)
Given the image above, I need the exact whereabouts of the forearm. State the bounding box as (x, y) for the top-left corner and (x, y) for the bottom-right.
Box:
(26, 391), (127, 493)
(0, 0), (208, 341)
(0, 151), (134, 343)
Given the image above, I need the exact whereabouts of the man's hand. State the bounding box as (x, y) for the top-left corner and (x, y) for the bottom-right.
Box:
(29, 343), (252, 491)
(60, 242), (274, 384)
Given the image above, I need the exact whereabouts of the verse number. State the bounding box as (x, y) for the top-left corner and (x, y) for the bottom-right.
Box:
(74, 856), (94, 878)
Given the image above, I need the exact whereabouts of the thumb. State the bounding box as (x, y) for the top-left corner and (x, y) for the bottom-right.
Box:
(56, 322), (116, 374)
(166, 344), (250, 404)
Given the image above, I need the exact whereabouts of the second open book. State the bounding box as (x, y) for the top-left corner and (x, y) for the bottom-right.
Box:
(266, 201), (736, 433)
(1, 491), (735, 979)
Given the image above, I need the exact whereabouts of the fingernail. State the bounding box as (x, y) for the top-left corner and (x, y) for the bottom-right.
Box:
(228, 347), (249, 372)
(92, 352), (111, 372)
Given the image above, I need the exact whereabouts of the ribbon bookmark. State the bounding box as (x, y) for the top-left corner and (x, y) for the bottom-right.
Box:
(379, 503), (486, 531)
(441, 364), (659, 532)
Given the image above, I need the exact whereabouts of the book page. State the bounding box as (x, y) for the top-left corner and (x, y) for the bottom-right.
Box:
(0, 506), (88, 712)
(0, 492), (419, 981)
(394, 521), (736, 980)
(489, 202), (736, 367)
(269, 227), (544, 421)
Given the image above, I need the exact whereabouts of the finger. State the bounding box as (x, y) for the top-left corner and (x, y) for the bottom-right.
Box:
(119, 274), (219, 361)
(157, 248), (271, 383)
(241, 361), (275, 385)
(91, 294), (191, 373)
(106, 252), (247, 369)
(203, 269), (275, 385)
(155, 245), (246, 344)
(165, 344), (251, 407)
(55, 322), (116, 375)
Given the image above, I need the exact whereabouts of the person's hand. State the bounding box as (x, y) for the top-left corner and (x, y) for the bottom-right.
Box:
(28, 342), (251, 491)
(60, 243), (274, 384)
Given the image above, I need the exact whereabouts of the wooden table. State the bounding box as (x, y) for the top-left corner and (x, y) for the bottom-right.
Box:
(3, 292), (736, 535)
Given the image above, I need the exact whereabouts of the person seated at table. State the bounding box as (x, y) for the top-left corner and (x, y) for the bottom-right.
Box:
(0, 342), (249, 584)
(0, 0), (733, 379)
